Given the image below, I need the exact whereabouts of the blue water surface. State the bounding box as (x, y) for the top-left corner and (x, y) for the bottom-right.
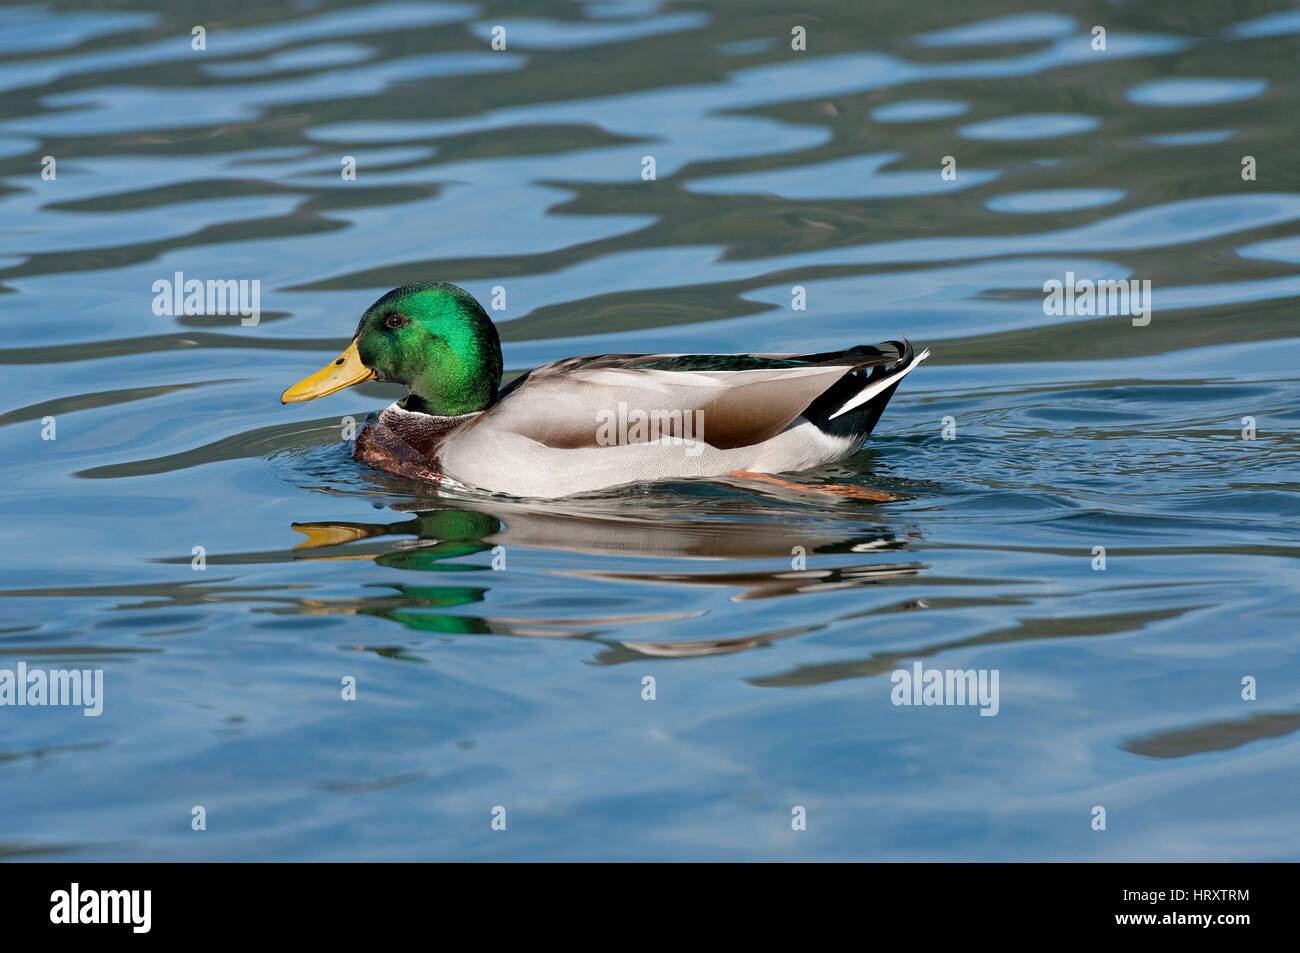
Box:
(0, 0), (1297, 861)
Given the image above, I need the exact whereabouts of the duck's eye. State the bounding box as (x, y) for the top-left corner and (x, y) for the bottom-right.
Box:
(385, 313), (405, 329)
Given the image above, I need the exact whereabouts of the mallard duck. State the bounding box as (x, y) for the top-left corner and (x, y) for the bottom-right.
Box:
(281, 282), (928, 499)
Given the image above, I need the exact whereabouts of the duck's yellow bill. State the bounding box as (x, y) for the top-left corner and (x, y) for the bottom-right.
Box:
(281, 340), (375, 403)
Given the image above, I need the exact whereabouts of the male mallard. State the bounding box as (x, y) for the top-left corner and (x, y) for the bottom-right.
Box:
(282, 282), (928, 499)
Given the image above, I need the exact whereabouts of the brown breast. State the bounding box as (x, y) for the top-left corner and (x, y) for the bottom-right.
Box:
(352, 405), (479, 483)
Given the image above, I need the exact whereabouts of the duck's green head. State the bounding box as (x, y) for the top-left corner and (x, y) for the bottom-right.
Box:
(281, 281), (502, 415)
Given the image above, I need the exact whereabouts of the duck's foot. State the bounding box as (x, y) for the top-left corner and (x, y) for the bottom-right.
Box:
(729, 470), (894, 501)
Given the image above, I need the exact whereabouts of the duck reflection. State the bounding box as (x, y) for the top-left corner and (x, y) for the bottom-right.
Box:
(280, 492), (923, 659)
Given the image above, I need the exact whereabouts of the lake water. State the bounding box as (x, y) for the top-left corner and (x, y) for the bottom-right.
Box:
(1, 0), (1297, 861)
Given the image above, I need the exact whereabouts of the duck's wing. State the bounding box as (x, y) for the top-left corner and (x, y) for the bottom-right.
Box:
(476, 344), (921, 450)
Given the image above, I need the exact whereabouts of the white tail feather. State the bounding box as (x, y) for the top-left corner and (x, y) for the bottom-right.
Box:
(827, 347), (931, 420)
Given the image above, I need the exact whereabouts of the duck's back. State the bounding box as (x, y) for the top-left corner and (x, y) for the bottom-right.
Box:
(431, 343), (926, 498)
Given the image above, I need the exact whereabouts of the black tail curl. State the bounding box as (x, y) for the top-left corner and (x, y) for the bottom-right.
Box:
(802, 338), (917, 440)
